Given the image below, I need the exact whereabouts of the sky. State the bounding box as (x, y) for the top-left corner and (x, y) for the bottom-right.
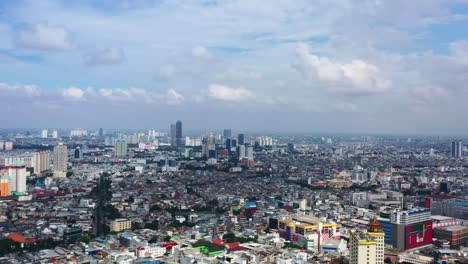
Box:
(1, 0), (468, 134)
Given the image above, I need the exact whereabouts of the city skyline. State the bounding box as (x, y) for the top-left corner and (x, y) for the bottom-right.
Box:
(1, 1), (468, 133)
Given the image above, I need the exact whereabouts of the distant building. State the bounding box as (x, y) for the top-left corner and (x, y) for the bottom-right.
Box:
(4, 142), (13, 151)
(426, 196), (468, 220)
(245, 144), (254, 160)
(114, 140), (128, 157)
(74, 147), (83, 160)
(238, 145), (246, 160)
(237, 133), (245, 145)
(451, 140), (462, 158)
(170, 123), (176, 147)
(41, 129), (48, 138)
(33, 150), (51, 173)
(52, 130), (58, 138)
(70, 129), (87, 137)
(288, 143), (295, 153)
(53, 143), (68, 178)
(176, 120), (183, 148)
(99, 128), (104, 137)
(0, 163), (27, 195)
(111, 218), (131, 232)
(223, 129), (232, 139)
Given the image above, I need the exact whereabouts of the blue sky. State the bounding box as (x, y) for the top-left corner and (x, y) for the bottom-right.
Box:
(1, 0), (468, 134)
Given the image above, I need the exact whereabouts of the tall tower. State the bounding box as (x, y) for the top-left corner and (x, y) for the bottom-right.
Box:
(367, 217), (385, 264)
(52, 130), (58, 139)
(451, 140), (462, 158)
(176, 120), (183, 148)
(114, 140), (128, 157)
(223, 129), (232, 139)
(53, 143), (68, 178)
(41, 129), (48, 138)
(170, 123), (176, 147)
(238, 133), (245, 145)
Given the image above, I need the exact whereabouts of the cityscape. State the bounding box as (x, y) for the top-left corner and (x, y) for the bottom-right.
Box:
(1, 1), (468, 264)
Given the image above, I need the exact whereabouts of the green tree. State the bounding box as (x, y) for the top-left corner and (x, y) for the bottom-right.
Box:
(223, 233), (236, 243)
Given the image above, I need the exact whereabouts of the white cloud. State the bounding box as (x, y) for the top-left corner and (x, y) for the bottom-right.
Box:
(207, 84), (255, 102)
(192, 46), (211, 58)
(84, 48), (125, 66)
(293, 43), (391, 96)
(216, 68), (262, 81)
(62, 87), (85, 100)
(0, 82), (41, 96)
(14, 23), (74, 51)
(155, 64), (176, 80)
(165, 88), (184, 105)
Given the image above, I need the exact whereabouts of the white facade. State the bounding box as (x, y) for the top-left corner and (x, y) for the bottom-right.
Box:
(41, 129), (48, 138)
(53, 143), (68, 177)
(52, 130), (58, 138)
(136, 245), (166, 258)
(350, 231), (377, 264)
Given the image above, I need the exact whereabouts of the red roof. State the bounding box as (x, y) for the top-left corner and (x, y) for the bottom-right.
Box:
(7, 233), (36, 244)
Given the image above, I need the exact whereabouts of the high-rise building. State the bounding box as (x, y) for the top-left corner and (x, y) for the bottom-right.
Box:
(246, 144), (254, 160)
(350, 231), (378, 264)
(176, 120), (183, 147)
(367, 217), (385, 264)
(0, 163), (26, 195)
(238, 145), (246, 160)
(114, 140), (128, 157)
(451, 140), (462, 158)
(52, 130), (58, 138)
(41, 129), (48, 138)
(223, 129), (232, 139)
(99, 128), (104, 137)
(170, 124), (176, 147)
(33, 150), (50, 173)
(0, 141), (4, 150)
(74, 147), (83, 160)
(288, 143), (295, 153)
(53, 143), (68, 178)
(237, 133), (245, 145)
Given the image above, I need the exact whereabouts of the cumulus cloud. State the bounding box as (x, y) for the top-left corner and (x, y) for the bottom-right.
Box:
(14, 23), (74, 51)
(293, 43), (391, 96)
(192, 45), (211, 58)
(84, 48), (125, 66)
(165, 88), (184, 105)
(207, 84), (255, 102)
(155, 64), (176, 80)
(62, 87), (85, 100)
(0, 82), (41, 97)
(216, 68), (262, 81)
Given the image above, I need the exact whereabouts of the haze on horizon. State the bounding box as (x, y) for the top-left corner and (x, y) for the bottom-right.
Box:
(1, 0), (468, 134)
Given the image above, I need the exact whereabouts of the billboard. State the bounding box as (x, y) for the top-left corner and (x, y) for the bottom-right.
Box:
(405, 221), (432, 249)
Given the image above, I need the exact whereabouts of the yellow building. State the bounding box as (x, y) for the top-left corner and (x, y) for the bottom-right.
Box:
(350, 217), (385, 264)
(111, 218), (131, 232)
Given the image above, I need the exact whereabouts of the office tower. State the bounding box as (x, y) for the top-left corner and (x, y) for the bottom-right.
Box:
(74, 147), (83, 160)
(223, 129), (232, 139)
(288, 143), (295, 153)
(170, 123), (176, 147)
(0, 141), (4, 150)
(99, 128), (104, 137)
(53, 143), (68, 178)
(350, 230), (378, 264)
(238, 133), (245, 145)
(52, 130), (58, 138)
(226, 139), (232, 151)
(114, 140), (128, 157)
(33, 150), (50, 173)
(246, 144), (254, 160)
(70, 129), (87, 137)
(238, 145), (246, 160)
(4, 142), (13, 151)
(176, 120), (183, 147)
(41, 129), (48, 138)
(367, 217), (385, 264)
(232, 139), (237, 148)
(451, 140), (462, 158)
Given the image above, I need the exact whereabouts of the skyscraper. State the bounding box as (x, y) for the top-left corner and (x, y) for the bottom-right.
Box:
(238, 145), (246, 160)
(114, 140), (128, 157)
(74, 147), (83, 160)
(53, 143), (68, 178)
(246, 144), (254, 160)
(33, 150), (50, 173)
(99, 128), (104, 137)
(0, 163), (26, 195)
(451, 140), (462, 158)
(176, 120), (183, 147)
(52, 130), (58, 138)
(41, 129), (48, 138)
(170, 123), (176, 147)
(223, 129), (232, 139)
(238, 133), (245, 145)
